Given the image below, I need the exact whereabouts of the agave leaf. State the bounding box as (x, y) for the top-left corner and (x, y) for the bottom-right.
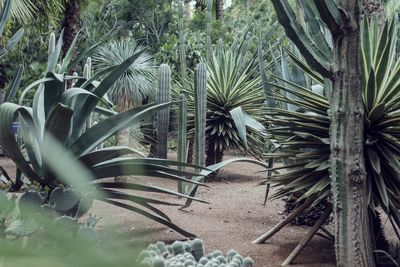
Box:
(0, 103), (42, 182)
(44, 103), (73, 145)
(43, 72), (65, 119)
(102, 199), (196, 238)
(183, 158), (270, 207)
(96, 182), (207, 204)
(91, 164), (206, 185)
(94, 157), (210, 172)
(69, 102), (170, 156)
(100, 189), (179, 221)
(79, 147), (145, 167)
(18, 77), (55, 105)
(71, 53), (145, 140)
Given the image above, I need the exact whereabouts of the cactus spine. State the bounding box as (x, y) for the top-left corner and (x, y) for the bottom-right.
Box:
(156, 64), (171, 159)
(194, 63), (207, 168)
(178, 0), (186, 77)
(206, 0), (212, 62)
(177, 94), (188, 193)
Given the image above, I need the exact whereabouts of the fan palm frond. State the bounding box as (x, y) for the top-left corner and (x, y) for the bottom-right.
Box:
(93, 39), (156, 111)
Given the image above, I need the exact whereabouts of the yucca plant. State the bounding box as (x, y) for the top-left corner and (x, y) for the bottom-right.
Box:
(176, 35), (267, 171)
(255, 18), (400, 261)
(0, 32), (209, 237)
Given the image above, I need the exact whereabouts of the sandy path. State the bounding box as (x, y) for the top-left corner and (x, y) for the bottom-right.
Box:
(0, 154), (336, 266)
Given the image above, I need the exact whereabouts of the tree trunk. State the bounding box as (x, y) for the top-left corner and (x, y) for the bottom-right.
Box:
(114, 97), (134, 183)
(215, 0), (224, 21)
(184, 0), (192, 20)
(330, 0), (375, 265)
(62, 0), (81, 57)
(362, 0), (385, 29)
(205, 137), (224, 181)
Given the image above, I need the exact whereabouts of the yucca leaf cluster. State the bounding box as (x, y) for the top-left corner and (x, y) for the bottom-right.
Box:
(265, 18), (400, 233)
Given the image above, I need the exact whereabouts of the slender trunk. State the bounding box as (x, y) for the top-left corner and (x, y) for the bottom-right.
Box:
(114, 98), (133, 183)
(62, 0), (81, 57)
(205, 137), (224, 181)
(330, 1), (375, 265)
(215, 0), (224, 21)
(184, 0), (192, 20)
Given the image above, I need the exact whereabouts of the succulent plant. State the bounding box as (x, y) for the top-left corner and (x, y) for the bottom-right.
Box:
(194, 63), (207, 168)
(156, 64), (172, 159)
(138, 239), (254, 267)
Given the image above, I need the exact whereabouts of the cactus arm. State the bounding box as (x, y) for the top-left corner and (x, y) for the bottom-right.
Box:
(312, 0), (343, 36)
(297, 1), (332, 55)
(156, 64), (171, 159)
(270, 0), (332, 78)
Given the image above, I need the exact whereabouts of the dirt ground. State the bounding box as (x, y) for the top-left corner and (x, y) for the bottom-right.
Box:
(1, 154), (336, 266)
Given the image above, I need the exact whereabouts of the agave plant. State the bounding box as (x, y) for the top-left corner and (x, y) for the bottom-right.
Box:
(260, 18), (400, 244)
(0, 32), (209, 237)
(176, 33), (267, 169)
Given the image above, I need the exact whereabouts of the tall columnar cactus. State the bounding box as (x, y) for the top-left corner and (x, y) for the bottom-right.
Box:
(206, 0), (212, 62)
(156, 64), (171, 159)
(48, 32), (56, 59)
(194, 63), (207, 168)
(178, 0), (186, 77)
(83, 57), (92, 80)
(84, 57), (93, 131)
(269, 0), (375, 265)
(177, 94), (188, 193)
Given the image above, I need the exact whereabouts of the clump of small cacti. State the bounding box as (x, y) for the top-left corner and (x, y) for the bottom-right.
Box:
(2, 188), (97, 240)
(137, 239), (254, 267)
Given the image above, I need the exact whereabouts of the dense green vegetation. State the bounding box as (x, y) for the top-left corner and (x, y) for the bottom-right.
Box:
(1, 0), (400, 266)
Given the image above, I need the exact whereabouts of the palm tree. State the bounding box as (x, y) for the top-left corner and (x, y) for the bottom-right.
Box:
(61, 0), (80, 56)
(94, 39), (156, 182)
(93, 39), (156, 146)
(0, 0), (35, 22)
(215, 0), (224, 20)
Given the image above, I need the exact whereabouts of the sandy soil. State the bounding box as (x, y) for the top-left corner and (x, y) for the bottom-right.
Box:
(0, 154), (336, 266)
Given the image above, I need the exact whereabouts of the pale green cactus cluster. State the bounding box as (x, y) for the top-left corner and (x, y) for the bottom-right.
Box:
(137, 239), (254, 267)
